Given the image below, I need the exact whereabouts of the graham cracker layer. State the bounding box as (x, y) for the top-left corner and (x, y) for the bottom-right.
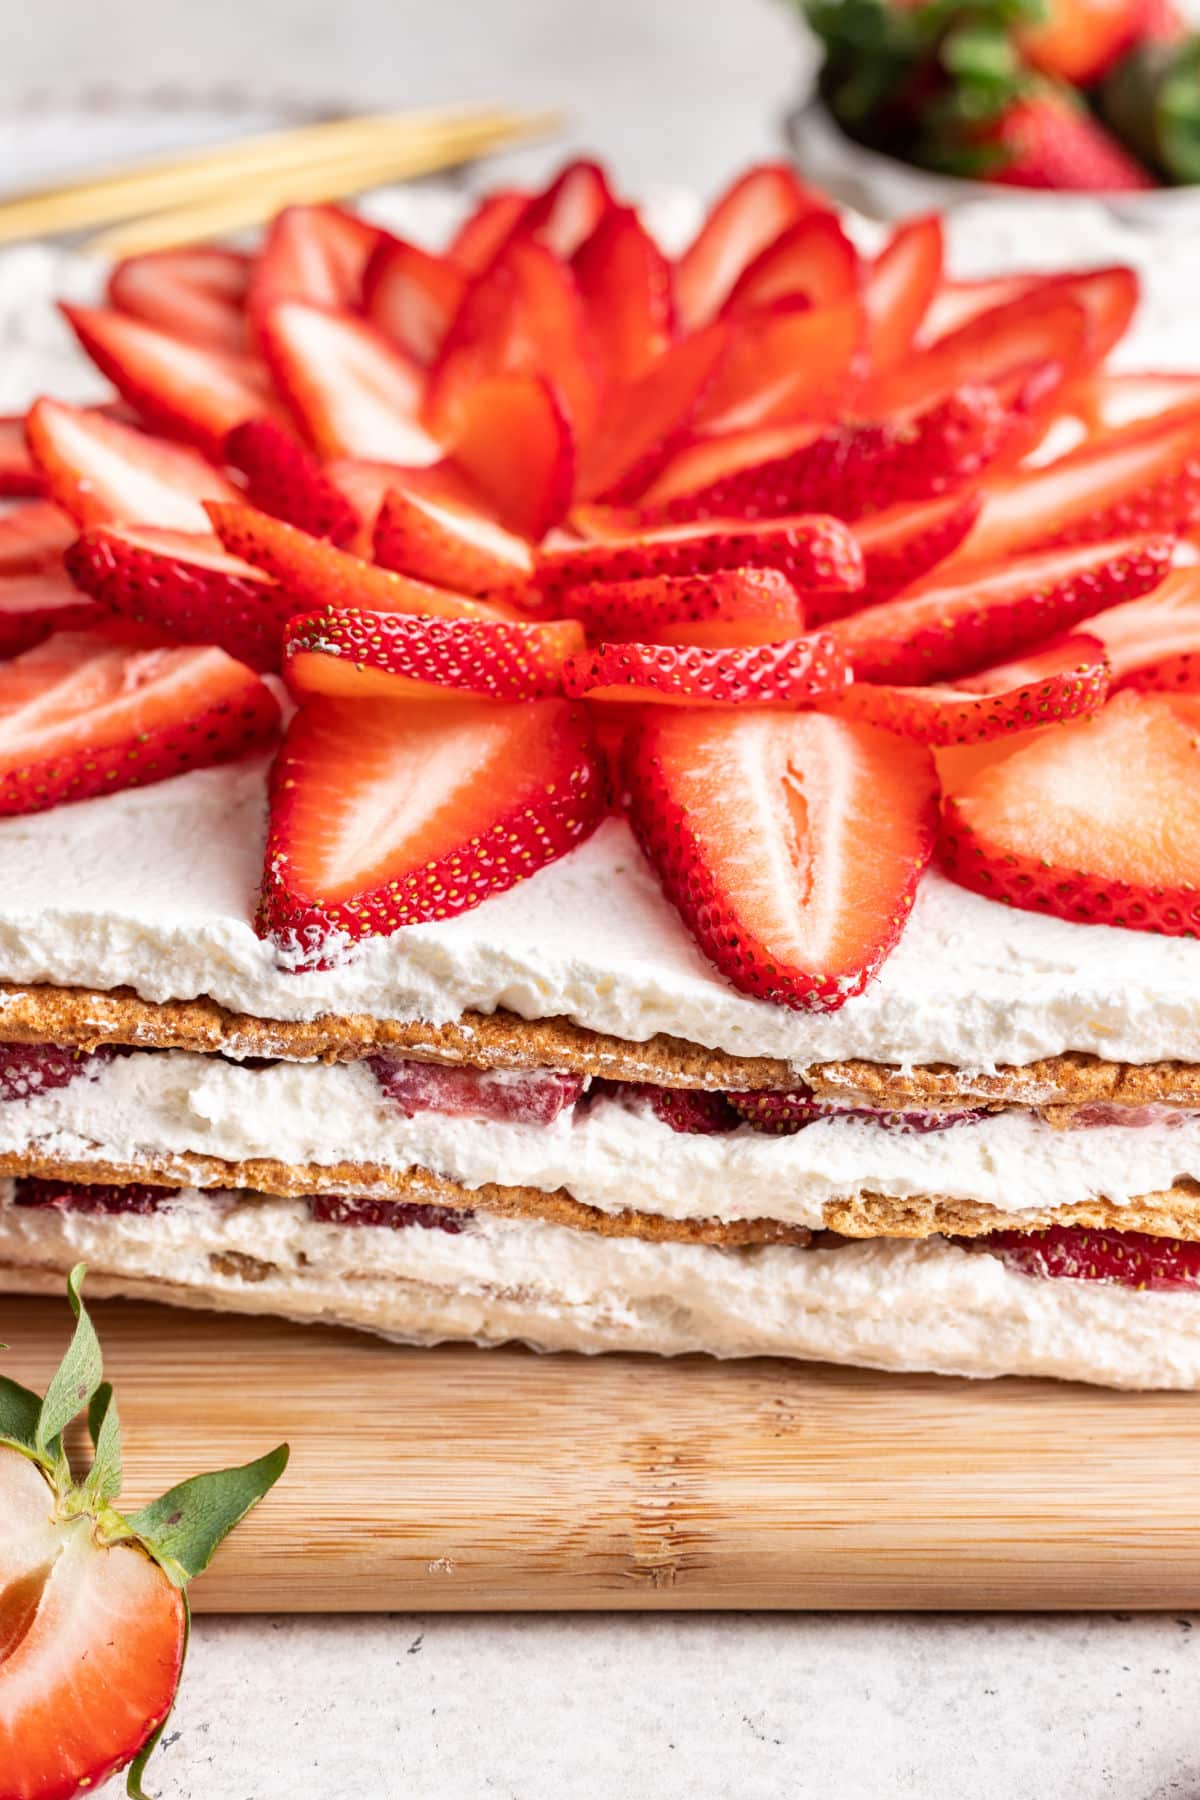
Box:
(4, 980), (1200, 1108)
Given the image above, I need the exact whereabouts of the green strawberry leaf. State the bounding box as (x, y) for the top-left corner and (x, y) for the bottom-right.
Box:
(35, 1264), (103, 1471)
(126, 1443), (290, 1588)
(83, 1379), (123, 1505)
(125, 1596), (191, 1800)
(0, 1373), (44, 1454)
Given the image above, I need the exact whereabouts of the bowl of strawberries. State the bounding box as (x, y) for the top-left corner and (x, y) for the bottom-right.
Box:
(787, 0), (1200, 220)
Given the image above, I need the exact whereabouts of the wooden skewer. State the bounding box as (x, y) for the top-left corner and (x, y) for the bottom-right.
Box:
(86, 109), (564, 258)
(0, 103), (553, 246)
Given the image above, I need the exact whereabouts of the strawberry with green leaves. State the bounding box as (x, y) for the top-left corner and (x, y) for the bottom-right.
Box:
(0, 1266), (286, 1799)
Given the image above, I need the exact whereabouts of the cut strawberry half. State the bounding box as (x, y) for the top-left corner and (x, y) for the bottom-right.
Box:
(0, 568), (101, 657)
(572, 204), (675, 386)
(563, 632), (848, 707)
(517, 158), (617, 258)
(224, 416), (359, 545)
(674, 164), (825, 329)
(940, 689), (1200, 935)
(259, 301), (441, 464)
(829, 534), (1172, 685)
(373, 486), (534, 598)
(558, 566), (804, 643)
(575, 322), (729, 503)
(864, 214), (942, 373)
(25, 398), (241, 531)
(723, 209), (860, 316)
(257, 696), (605, 951)
(284, 611), (582, 702)
(868, 291), (1089, 416)
(108, 244), (251, 352)
(625, 708), (938, 1008)
(362, 235), (466, 364)
(961, 404), (1200, 562)
(445, 371), (574, 539)
(0, 499), (76, 574)
(535, 514), (864, 604)
(851, 491), (983, 607)
(447, 188), (531, 274)
(248, 201), (378, 321)
(208, 501), (512, 622)
(1082, 567), (1200, 692)
(693, 296), (863, 432)
(979, 1225), (1200, 1290)
(65, 524), (298, 672)
(0, 627), (279, 815)
(370, 1054), (584, 1124)
(0, 415), (45, 496)
(832, 637), (1109, 745)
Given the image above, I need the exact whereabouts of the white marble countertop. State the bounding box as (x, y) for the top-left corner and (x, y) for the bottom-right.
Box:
(3, 1), (1199, 1793)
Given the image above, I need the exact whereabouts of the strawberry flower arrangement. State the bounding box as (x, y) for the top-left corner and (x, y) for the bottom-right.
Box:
(0, 160), (1199, 1019)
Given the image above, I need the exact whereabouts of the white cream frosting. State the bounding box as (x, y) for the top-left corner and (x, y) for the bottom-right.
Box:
(0, 199), (1198, 1070)
(3, 1183), (1199, 1388)
(1, 1049), (1197, 1227)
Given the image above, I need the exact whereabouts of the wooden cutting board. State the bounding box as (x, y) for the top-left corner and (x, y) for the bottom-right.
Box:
(5, 1294), (1200, 1612)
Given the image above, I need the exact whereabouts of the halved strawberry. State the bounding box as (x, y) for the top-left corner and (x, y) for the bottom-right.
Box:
(535, 514), (863, 603)
(25, 399), (241, 531)
(572, 204), (675, 386)
(362, 235), (466, 364)
(625, 708), (938, 1008)
(517, 158), (617, 258)
(0, 416), (45, 497)
(446, 371), (574, 539)
(1069, 567), (1200, 692)
(864, 214), (942, 373)
(980, 1225), (1200, 1289)
(0, 569), (101, 657)
(0, 500), (76, 574)
(693, 296), (863, 432)
(259, 301), (441, 464)
(284, 610), (582, 701)
(558, 566), (803, 643)
(940, 689), (1200, 935)
(829, 534), (1172, 685)
(248, 201), (378, 321)
(447, 188), (531, 274)
(208, 500), (512, 621)
(723, 209), (860, 316)
(224, 416), (359, 545)
(257, 696), (605, 950)
(868, 291), (1089, 416)
(373, 486), (534, 597)
(562, 631), (848, 706)
(65, 524), (297, 672)
(108, 244), (251, 352)
(851, 491), (983, 607)
(961, 403), (1200, 562)
(575, 322), (729, 503)
(0, 627), (279, 815)
(832, 637), (1108, 744)
(674, 164), (824, 329)
(61, 303), (275, 459)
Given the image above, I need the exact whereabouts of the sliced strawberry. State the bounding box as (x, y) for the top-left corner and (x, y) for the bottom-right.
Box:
(723, 209), (860, 317)
(13, 1175), (174, 1213)
(324, 455), (407, 547)
(625, 708), (938, 1008)
(727, 1087), (981, 1133)
(1066, 369), (1200, 435)
(108, 244), (251, 352)
(832, 638), (1108, 745)
(962, 404), (1200, 562)
(693, 296), (863, 432)
(0, 1040), (116, 1102)
(636, 421), (826, 510)
(65, 524), (297, 672)
(284, 610), (583, 701)
(370, 1054), (584, 1124)
(0, 627), (279, 815)
(517, 158), (617, 258)
(851, 491), (983, 607)
(536, 514), (863, 603)
(61, 303), (275, 459)
(373, 486), (533, 598)
(869, 290), (1089, 416)
(309, 1193), (472, 1232)
(249, 201), (378, 321)
(446, 371), (574, 539)
(940, 689), (1200, 935)
(224, 416), (359, 546)
(923, 274), (1036, 341)
(864, 214), (943, 373)
(559, 567), (803, 643)
(257, 696), (605, 951)
(208, 500), (512, 622)
(1071, 567), (1200, 692)
(0, 499), (76, 573)
(575, 322), (729, 503)
(618, 1082), (741, 1134)
(259, 301), (440, 464)
(572, 204), (675, 386)
(447, 189), (531, 273)
(674, 164), (825, 329)
(0, 568), (101, 657)
(829, 535), (1172, 685)
(0, 416), (45, 496)
(25, 398), (241, 532)
(362, 235), (466, 364)
(563, 631), (848, 707)
(980, 1225), (1200, 1289)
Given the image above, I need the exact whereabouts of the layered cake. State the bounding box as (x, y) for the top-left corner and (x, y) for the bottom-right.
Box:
(0, 160), (1199, 1385)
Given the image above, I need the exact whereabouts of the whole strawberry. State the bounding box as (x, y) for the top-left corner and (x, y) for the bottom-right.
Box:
(0, 1267), (287, 1799)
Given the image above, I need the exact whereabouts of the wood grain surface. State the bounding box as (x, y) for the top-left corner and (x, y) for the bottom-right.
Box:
(5, 1295), (1200, 1612)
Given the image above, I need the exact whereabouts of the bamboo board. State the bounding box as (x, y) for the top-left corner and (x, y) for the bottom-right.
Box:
(5, 1295), (1200, 1611)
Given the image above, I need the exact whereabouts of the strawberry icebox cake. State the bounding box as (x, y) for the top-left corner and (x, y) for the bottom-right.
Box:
(0, 159), (1198, 1387)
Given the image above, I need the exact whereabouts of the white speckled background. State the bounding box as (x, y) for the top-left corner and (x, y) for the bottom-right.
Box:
(4, 1), (1200, 1793)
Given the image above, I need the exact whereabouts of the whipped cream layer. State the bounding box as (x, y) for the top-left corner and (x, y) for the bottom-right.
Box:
(3, 1183), (1198, 1387)
(2, 1050), (1199, 1226)
(2, 200), (1200, 1070)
